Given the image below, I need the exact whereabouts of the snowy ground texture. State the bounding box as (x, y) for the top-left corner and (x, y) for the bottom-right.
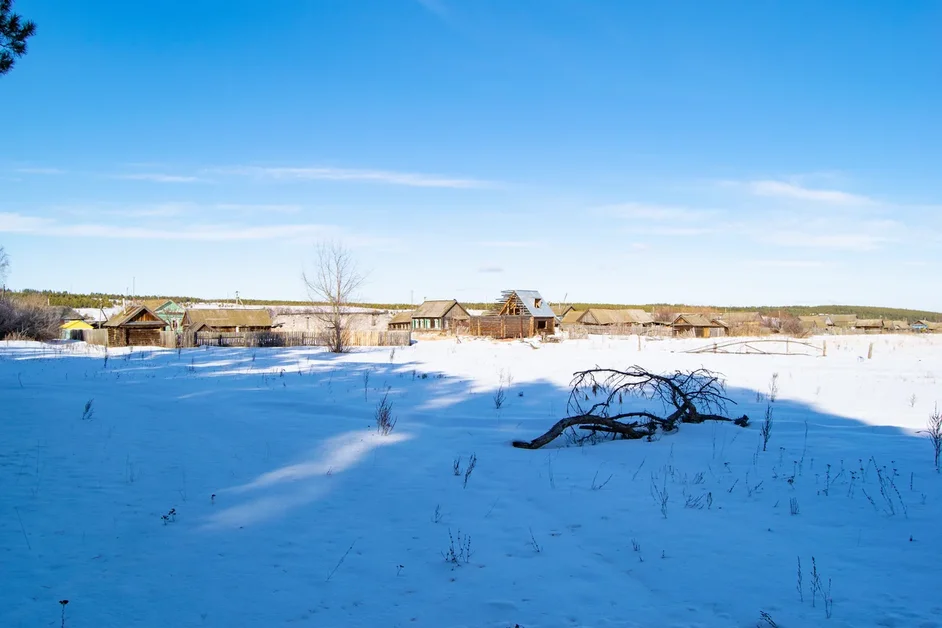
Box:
(3, 334), (942, 628)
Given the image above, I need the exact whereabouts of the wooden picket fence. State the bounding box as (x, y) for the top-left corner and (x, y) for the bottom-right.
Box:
(160, 329), (411, 349)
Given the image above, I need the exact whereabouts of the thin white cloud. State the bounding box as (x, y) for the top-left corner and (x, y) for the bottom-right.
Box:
(0, 212), (331, 242)
(477, 266), (504, 273)
(0, 212), (54, 232)
(112, 173), (206, 183)
(61, 202), (302, 218)
(15, 167), (66, 175)
(211, 166), (492, 189)
(761, 231), (891, 251)
(743, 180), (876, 205)
(476, 240), (540, 248)
(600, 202), (720, 222)
(751, 259), (828, 269)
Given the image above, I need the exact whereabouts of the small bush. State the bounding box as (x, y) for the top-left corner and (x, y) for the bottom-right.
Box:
(0, 299), (59, 341)
(921, 405), (942, 472)
(442, 528), (473, 566)
(375, 390), (397, 436)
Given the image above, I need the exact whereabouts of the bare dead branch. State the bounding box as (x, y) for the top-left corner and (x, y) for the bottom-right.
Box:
(513, 366), (748, 449)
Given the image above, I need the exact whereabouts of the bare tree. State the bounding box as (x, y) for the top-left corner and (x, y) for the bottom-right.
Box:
(303, 241), (365, 353)
(512, 365), (749, 449)
(0, 245), (9, 299)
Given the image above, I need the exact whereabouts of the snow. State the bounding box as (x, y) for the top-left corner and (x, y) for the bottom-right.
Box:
(2, 334), (941, 628)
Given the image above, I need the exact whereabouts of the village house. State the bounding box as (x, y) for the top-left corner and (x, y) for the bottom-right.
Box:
(671, 313), (728, 338)
(570, 308), (655, 327)
(855, 319), (884, 333)
(410, 299), (470, 333)
(551, 304), (575, 321)
(142, 299), (186, 331)
(883, 320), (909, 332)
(798, 315), (832, 331)
(182, 308), (273, 333)
(59, 318), (93, 340)
(469, 290), (556, 338)
(387, 311), (414, 331)
(714, 311), (764, 335)
(828, 314), (858, 330)
(103, 305), (167, 347)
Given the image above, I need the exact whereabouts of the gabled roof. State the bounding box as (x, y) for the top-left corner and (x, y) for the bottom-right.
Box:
(717, 311), (762, 324)
(884, 320), (908, 330)
(60, 319), (93, 330)
(501, 290), (556, 318)
(672, 313), (725, 328)
(580, 308), (655, 325)
(412, 299), (469, 319)
(856, 319), (884, 328)
(829, 314), (858, 326)
(561, 309), (584, 325)
(183, 308), (272, 329)
(551, 304), (575, 317)
(388, 311), (414, 325)
(103, 305), (166, 328)
(798, 315), (831, 327)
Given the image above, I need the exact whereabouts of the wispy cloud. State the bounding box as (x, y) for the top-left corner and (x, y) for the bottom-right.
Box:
(477, 266), (504, 274)
(751, 259), (829, 269)
(0, 212), (331, 242)
(475, 240), (540, 248)
(211, 166), (492, 189)
(61, 202), (303, 218)
(112, 173), (206, 183)
(600, 202), (720, 222)
(15, 167), (66, 175)
(734, 180), (877, 205)
(760, 231), (891, 251)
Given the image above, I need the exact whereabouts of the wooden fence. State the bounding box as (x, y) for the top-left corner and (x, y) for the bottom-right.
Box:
(468, 315), (535, 339)
(562, 324), (673, 338)
(78, 329), (410, 348)
(175, 330), (411, 348)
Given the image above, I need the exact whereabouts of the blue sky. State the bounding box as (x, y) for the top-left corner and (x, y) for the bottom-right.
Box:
(2, 1), (941, 309)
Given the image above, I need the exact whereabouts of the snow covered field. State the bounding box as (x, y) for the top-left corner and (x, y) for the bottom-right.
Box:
(2, 334), (941, 628)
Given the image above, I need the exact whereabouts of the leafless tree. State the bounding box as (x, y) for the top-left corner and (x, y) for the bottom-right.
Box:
(513, 365), (749, 449)
(303, 241), (365, 353)
(0, 245), (9, 297)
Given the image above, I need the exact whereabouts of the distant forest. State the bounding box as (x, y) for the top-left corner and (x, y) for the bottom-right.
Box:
(10, 289), (942, 322)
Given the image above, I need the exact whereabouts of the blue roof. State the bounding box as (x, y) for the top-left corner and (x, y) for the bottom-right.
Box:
(510, 290), (556, 318)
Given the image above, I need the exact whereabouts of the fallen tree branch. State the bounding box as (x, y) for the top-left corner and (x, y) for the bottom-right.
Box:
(512, 366), (749, 450)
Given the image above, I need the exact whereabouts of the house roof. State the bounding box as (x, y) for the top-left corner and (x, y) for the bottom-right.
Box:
(412, 299), (468, 319)
(581, 308), (655, 325)
(673, 313), (725, 328)
(103, 305), (166, 328)
(799, 315), (831, 327)
(551, 304), (574, 316)
(856, 319), (884, 328)
(561, 309), (584, 325)
(60, 319), (93, 330)
(716, 311), (762, 324)
(388, 311), (414, 325)
(884, 320), (908, 329)
(183, 308), (272, 329)
(829, 314), (858, 326)
(501, 290), (556, 318)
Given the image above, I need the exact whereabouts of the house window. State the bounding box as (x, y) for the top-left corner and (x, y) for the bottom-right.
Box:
(534, 298), (542, 308)
(537, 320), (546, 330)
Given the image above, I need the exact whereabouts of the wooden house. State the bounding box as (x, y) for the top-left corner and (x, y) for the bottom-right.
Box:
(59, 319), (93, 340)
(551, 304), (575, 321)
(182, 308), (272, 333)
(410, 300), (470, 332)
(574, 308), (655, 327)
(855, 319), (884, 333)
(798, 315), (832, 330)
(388, 311), (414, 331)
(715, 311), (763, 335)
(143, 299), (186, 331)
(671, 313), (728, 338)
(470, 290), (556, 338)
(103, 305), (167, 346)
(560, 309), (584, 325)
(829, 314), (858, 330)
(912, 320), (941, 333)
(883, 320), (908, 332)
